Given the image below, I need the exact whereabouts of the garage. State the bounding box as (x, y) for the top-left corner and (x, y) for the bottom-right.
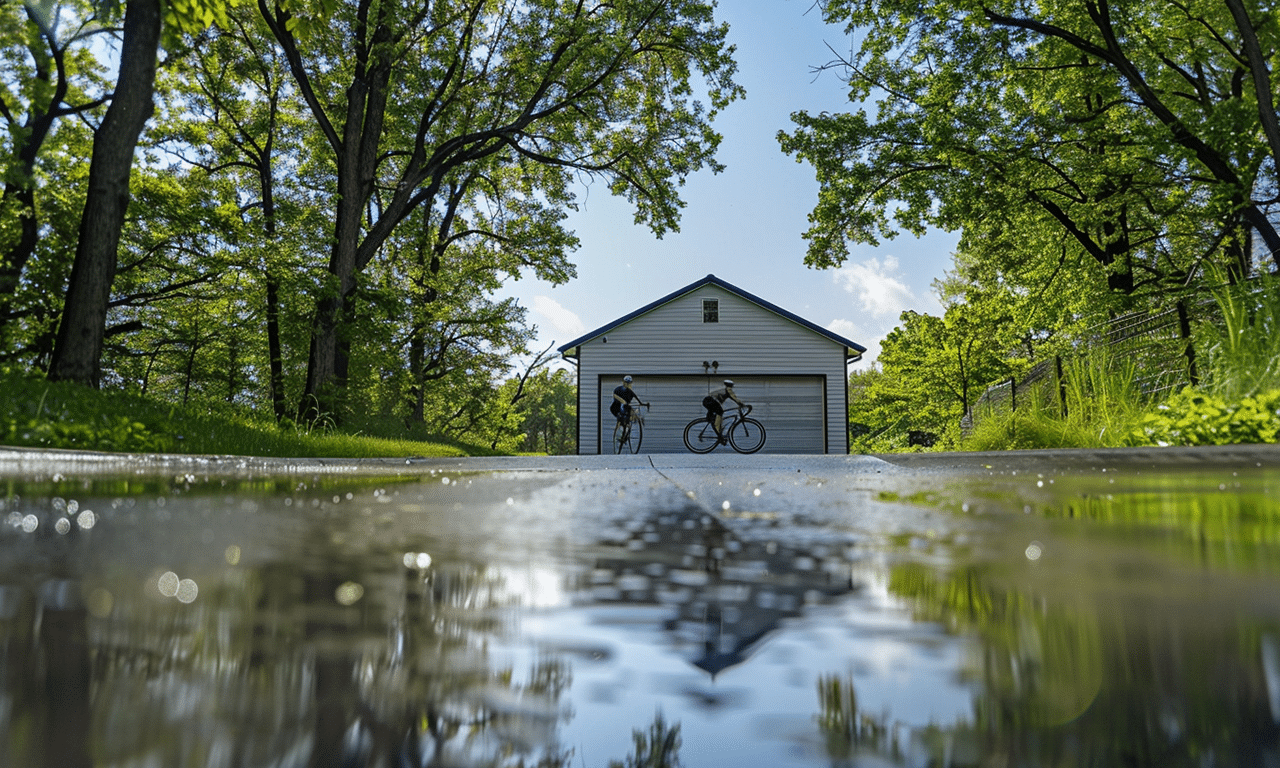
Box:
(559, 275), (865, 455)
(597, 375), (827, 454)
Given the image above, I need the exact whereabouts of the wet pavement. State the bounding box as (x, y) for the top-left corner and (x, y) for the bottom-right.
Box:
(2, 444), (1279, 767)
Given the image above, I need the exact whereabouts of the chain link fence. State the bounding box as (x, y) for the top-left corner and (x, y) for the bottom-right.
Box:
(961, 295), (1218, 437)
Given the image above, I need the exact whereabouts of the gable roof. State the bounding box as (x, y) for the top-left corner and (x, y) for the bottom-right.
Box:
(557, 274), (867, 361)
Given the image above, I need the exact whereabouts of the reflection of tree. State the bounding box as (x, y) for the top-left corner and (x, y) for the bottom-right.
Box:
(592, 504), (858, 679)
(879, 561), (1280, 766)
(0, 476), (672, 768)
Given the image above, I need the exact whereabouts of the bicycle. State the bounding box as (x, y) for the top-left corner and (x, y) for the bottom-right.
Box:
(683, 405), (766, 454)
(613, 403), (648, 454)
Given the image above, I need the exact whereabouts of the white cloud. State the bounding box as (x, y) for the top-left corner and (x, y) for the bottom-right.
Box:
(831, 256), (918, 319)
(531, 295), (586, 340)
(830, 318), (888, 370)
(826, 318), (865, 341)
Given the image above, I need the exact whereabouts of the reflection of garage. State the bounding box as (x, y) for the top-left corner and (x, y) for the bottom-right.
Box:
(597, 375), (826, 453)
(560, 274), (865, 455)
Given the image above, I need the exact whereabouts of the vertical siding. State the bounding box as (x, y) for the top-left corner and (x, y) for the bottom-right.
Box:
(573, 286), (849, 454)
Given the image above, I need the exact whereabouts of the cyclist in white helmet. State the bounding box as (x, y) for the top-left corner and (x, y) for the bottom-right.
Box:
(611, 375), (649, 428)
(702, 379), (745, 443)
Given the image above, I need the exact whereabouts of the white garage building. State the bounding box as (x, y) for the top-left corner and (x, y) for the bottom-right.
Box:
(558, 274), (866, 454)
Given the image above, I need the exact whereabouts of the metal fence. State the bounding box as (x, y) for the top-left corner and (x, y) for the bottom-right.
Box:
(960, 296), (1214, 436)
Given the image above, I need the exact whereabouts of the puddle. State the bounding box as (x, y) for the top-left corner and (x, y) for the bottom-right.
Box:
(1, 458), (1278, 766)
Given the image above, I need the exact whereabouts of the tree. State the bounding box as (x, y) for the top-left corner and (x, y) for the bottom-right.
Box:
(0, 0), (109, 331)
(48, 0), (233, 386)
(515, 367), (576, 455)
(152, 7), (319, 420)
(782, 1), (1280, 311)
(256, 0), (741, 421)
(852, 302), (1019, 447)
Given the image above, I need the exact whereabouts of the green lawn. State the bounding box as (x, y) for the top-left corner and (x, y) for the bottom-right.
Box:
(0, 371), (499, 458)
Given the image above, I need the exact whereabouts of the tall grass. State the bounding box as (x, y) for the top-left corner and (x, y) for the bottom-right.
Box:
(963, 272), (1280, 451)
(0, 370), (494, 458)
(1200, 270), (1280, 399)
(963, 347), (1144, 450)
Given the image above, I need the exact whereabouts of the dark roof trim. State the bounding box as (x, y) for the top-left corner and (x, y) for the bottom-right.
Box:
(556, 274), (867, 360)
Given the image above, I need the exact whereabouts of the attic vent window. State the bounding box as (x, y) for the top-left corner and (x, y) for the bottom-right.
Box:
(703, 299), (719, 323)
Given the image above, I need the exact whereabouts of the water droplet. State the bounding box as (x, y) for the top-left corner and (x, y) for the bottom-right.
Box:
(335, 582), (364, 605)
(76, 510), (96, 529)
(176, 579), (198, 604)
(55, 517), (71, 535)
(1026, 542), (1043, 561)
(21, 514), (38, 533)
(158, 571), (180, 597)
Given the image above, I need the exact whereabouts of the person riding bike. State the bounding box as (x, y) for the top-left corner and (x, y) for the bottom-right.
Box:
(611, 375), (649, 429)
(702, 379), (746, 444)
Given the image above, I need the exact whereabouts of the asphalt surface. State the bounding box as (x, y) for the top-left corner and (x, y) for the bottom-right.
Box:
(2, 443), (1277, 527)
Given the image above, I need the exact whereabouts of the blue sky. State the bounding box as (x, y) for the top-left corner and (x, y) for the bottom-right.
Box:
(497, 1), (959, 371)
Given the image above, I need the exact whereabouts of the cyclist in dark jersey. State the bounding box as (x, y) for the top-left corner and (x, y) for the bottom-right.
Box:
(702, 379), (745, 443)
(610, 376), (649, 427)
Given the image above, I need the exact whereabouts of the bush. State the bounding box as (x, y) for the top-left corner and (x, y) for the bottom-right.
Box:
(1126, 387), (1280, 446)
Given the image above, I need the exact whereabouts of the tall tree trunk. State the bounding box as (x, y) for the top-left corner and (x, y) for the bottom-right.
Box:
(297, 107), (368, 422)
(47, 0), (161, 386)
(259, 146), (289, 422)
(265, 274), (287, 419)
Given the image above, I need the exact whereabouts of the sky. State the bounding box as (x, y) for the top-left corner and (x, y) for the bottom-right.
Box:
(496, 1), (960, 371)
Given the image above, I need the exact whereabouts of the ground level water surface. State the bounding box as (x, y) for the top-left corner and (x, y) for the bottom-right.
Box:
(2, 446), (1279, 767)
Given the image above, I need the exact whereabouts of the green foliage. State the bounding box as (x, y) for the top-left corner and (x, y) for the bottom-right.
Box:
(0, 370), (493, 457)
(964, 348), (1144, 451)
(515, 368), (577, 455)
(786, 0), (1280, 293)
(1199, 274), (1280, 400)
(849, 299), (1021, 452)
(1126, 388), (1280, 447)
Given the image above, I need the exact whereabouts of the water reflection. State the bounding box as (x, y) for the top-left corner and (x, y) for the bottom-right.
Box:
(1, 462), (1280, 766)
(589, 504), (857, 680)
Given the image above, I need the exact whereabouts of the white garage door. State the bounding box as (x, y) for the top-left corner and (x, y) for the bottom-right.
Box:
(597, 375), (826, 454)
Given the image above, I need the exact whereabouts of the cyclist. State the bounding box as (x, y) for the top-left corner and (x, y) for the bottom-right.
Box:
(702, 379), (746, 443)
(611, 375), (650, 431)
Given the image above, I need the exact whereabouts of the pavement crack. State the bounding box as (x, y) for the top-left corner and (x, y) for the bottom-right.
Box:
(647, 455), (710, 511)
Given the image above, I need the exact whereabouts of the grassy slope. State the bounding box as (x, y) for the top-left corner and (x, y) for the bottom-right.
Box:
(0, 371), (500, 458)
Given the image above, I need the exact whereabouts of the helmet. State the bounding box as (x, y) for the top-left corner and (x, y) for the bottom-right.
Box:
(623, 375), (633, 383)
(723, 379), (734, 387)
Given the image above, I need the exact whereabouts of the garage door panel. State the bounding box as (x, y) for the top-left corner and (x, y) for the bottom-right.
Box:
(597, 375), (825, 454)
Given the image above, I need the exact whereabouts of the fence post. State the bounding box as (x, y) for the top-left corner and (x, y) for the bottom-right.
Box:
(1009, 376), (1017, 412)
(1177, 299), (1198, 387)
(1055, 355), (1067, 417)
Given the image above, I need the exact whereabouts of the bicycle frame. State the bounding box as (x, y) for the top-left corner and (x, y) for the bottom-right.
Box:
(684, 404), (765, 454)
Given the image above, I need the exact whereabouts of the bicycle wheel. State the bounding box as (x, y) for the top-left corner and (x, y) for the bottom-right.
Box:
(729, 417), (766, 454)
(629, 418), (643, 453)
(614, 422), (631, 454)
(683, 418), (718, 453)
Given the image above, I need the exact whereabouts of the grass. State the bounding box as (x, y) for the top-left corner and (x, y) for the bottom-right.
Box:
(0, 370), (499, 458)
(961, 277), (1280, 452)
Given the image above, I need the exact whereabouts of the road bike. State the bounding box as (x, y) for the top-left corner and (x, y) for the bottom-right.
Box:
(683, 405), (766, 454)
(613, 404), (648, 454)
